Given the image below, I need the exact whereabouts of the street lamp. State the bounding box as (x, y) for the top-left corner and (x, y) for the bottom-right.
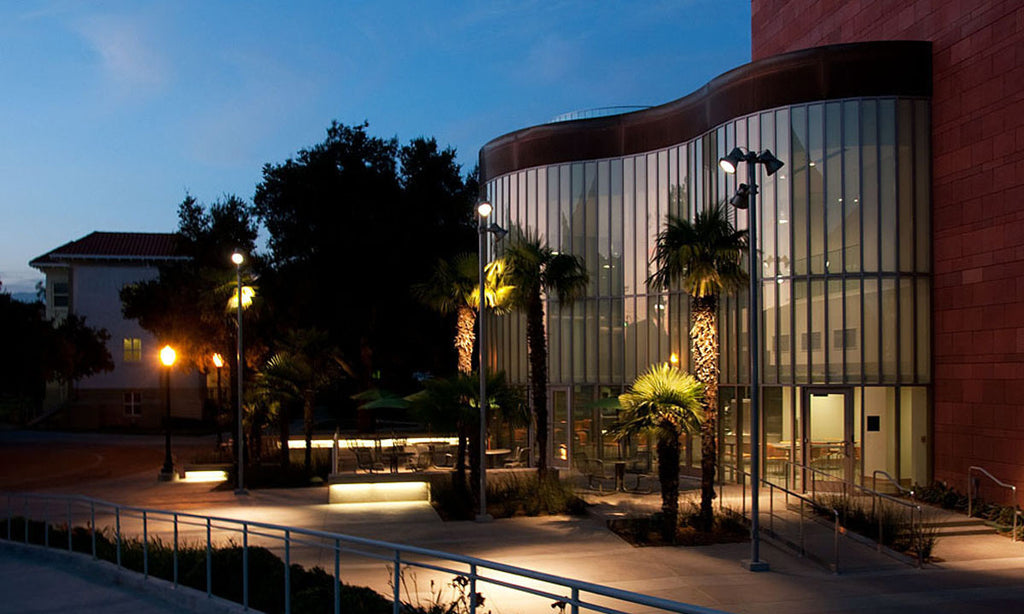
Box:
(158, 344), (177, 481)
(476, 200), (507, 522)
(212, 353), (224, 444)
(231, 250), (248, 495)
(719, 146), (783, 572)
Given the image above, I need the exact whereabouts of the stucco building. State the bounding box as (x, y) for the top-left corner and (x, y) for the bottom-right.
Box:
(30, 232), (205, 429)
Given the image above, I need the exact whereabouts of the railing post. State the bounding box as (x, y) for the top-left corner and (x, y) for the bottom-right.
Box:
(6, 494), (11, 541)
(173, 513), (179, 588)
(833, 511), (840, 575)
(799, 499), (805, 553)
(67, 500), (72, 552)
(392, 550), (401, 614)
(143, 511), (149, 579)
(44, 501), (49, 548)
(23, 499), (28, 544)
(90, 502), (96, 559)
(769, 483), (774, 534)
(206, 518), (212, 599)
(334, 538), (341, 614)
(243, 523), (249, 611)
(968, 469), (974, 518)
(742, 476), (747, 517)
(284, 529), (291, 614)
(877, 499), (883, 552)
(1012, 486), (1018, 543)
(470, 563), (478, 614)
(571, 587), (580, 614)
(115, 508), (122, 569)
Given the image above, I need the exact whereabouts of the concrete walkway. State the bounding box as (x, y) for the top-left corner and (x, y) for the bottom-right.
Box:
(3, 444), (1024, 613)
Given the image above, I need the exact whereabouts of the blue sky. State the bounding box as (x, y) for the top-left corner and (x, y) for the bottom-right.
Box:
(0, 0), (750, 294)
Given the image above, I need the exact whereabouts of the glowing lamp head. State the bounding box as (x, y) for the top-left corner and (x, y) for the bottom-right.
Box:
(477, 201), (492, 218)
(160, 345), (177, 367)
(670, 352), (679, 365)
(231, 252), (244, 266)
(719, 147), (745, 174)
(212, 353), (224, 368)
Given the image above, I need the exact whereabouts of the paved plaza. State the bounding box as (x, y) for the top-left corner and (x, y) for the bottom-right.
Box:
(2, 431), (1024, 613)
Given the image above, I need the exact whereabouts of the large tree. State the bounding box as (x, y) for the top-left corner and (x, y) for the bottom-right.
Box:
(503, 233), (588, 473)
(0, 283), (113, 418)
(253, 122), (476, 389)
(120, 194), (261, 370)
(649, 203), (747, 531)
(611, 364), (704, 542)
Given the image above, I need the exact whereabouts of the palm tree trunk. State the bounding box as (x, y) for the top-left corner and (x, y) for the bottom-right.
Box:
(525, 288), (549, 473)
(692, 295), (719, 531)
(455, 305), (476, 375)
(303, 389), (314, 475)
(657, 423), (681, 543)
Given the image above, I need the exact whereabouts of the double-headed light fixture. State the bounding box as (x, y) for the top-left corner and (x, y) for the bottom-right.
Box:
(718, 146), (783, 572)
(476, 200), (507, 522)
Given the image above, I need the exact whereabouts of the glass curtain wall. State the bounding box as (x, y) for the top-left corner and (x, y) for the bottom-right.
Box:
(485, 97), (930, 485)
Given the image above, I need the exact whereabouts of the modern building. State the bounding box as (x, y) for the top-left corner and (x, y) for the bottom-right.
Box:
(479, 1), (1023, 495)
(30, 232), (205, 429)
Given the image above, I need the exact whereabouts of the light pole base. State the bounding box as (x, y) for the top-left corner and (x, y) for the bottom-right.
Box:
(157, 469), (176, 482)
(234, 488), (249, 496)
(741, 559), (770, 572)
(474, 513), (493, 523)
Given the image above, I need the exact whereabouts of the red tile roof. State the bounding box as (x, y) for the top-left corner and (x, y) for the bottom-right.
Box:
(30, 232), (186, 267)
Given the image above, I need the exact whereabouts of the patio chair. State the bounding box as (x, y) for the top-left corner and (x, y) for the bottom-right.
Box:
(353, 447), (384, 473)
(503, 446), (528, 468)
(574, 452), (612, 491)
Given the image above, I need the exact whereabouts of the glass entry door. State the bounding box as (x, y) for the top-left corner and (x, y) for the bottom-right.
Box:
(800, 388), (856, 484)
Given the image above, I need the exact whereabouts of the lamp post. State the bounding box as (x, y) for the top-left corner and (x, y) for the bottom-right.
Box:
(231, 251), (248, 495)
(158, 344), (177, 481)
(719, 146), (784, 572)
(212, 353), (224, 444)
(476, 200), (507, 522)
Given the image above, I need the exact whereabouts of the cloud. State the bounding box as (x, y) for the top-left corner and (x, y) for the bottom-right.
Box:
(74, 13), (168, 96)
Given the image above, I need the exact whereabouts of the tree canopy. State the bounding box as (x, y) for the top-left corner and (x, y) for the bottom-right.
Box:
(0, 282), (113, 415)
(253, 121), (477, 388)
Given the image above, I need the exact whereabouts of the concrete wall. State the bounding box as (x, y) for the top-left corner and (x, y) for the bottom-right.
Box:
(751, 0), (1024, 491)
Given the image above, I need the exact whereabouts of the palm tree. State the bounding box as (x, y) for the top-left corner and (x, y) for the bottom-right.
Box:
(254, 329), (347, 474)
(408, 370), (527, 512)
(415, 253), (513, 375)
(504, 233), (589, 473)
(649, 203), (747, 530)
(610, 364), (704, 542)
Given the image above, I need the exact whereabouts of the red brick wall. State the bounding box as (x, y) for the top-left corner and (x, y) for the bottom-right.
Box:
(752, 0), (1024, 492)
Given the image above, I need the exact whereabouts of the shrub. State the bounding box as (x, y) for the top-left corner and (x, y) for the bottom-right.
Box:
(430, 472), (586, 520)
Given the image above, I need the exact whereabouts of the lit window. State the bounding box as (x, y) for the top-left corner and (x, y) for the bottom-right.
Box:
(123, 391), (142, 416)
(123, 338), (142, 362)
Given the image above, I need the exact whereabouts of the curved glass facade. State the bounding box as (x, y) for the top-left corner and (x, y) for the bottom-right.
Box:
(483, 97), (931, 486)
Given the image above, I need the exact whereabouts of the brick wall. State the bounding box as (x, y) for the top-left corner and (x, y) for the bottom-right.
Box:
(752, 0), (1024, 491)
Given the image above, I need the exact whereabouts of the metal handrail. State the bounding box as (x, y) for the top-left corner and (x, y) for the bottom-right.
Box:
(1, 492), (726, 614)
(783, 460), (924, 566)
(872, 470), (914, 498)
(968, 466), (1019, 542)
(734, 469), (841, 573)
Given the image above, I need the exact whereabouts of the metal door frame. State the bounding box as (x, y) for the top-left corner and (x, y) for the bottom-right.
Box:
(800, 386), (856, 484)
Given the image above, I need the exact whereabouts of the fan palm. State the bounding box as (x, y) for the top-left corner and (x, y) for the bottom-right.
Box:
(408, 370), (527, 509)
(254, 329), (348, 474)
(503, 232), (589, 473)
(610, 364), (704, 542)
(649, 203), (747, 530)
(415, 253), (513, 374)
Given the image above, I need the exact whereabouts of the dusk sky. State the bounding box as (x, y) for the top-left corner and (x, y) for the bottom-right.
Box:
(0, 1), (750, 294)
